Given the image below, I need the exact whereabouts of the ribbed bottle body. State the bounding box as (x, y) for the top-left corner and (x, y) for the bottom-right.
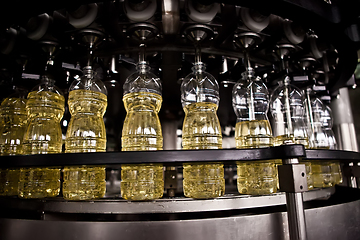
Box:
(64, 89), (107, 200)
(311, 147), (332, 188)
(0, 98), (27, 196)
(308, 98), (333, 188)
(235, 120), (276, 195)
(270, 81), (313, 190)
(20, 91), (64, 198)
(233, 75), (276, 195)
(182, 102), (224, 199)
(121, 92), (164, 201)
(322, 105), (342, 186)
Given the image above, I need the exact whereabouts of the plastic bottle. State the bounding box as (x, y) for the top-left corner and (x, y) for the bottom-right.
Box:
(19, 76), (65, 198)
(63, 66), (107, 200)
(308, 95), (331, 188)
(121, 60), (164, 201)
(0, 88), (27, 196)
(232, 69), (276, 195)
(321, 105), (342, 185)
(181, 62), (224, 199)
(270, 77), (313, 189)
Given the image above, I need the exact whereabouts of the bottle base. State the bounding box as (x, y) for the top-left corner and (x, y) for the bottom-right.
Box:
(330, 162), (343, 185)
(62, 166), (106, 200)
(18, 167), (60, 199)
(0, 168), (19, 196)
(237, 161), (277, 196)
(121, 181), (164, 201)
(18, 189), (60, 199)
(183, 181), (225, 199)
(312, 162), (334, 188)
(121, 164), (164, 201)
(62, 182), (106, 200)
(183, 162), (225, 199)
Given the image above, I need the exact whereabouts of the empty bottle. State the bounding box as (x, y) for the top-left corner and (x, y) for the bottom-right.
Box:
(0, 87), (27, 196)
(233, 69), (276, 195)
(20, 76), (64, 198)
(63, 66), (107, 200)
(181, 61), (224, 199)
(121, 59), (164, 201)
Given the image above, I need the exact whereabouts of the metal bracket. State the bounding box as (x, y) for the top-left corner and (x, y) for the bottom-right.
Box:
(164, 166), (177, 197)
(278, 164), (308, 193)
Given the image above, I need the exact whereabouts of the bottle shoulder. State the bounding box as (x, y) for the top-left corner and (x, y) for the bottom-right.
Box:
(123, 71), (162, 96)
(27, 90), (65, 104)
(0, 98), (27, 114)
(183, 102), (218, 112)
(68, 89), (107, 102)
(123, 92), (162, 112)
(69, 76), (108, 96)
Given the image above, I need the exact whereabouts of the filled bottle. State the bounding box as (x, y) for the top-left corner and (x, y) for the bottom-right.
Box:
(270, 77), (313, 189)
(63, 66), (107, 200)
(121, 56), (164, 201)
(232, 69), (276, 195)
(321, 104), (342, 185)
(181, 60), (224, 199)
(19, 76), (65, 198)
(0, 87), (27, 196)
(307, 93), (331, 188)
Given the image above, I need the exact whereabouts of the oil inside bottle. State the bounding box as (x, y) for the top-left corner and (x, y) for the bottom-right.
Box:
(274, 134), (313, 190)
(182, 102), (224, 199)
(330, 161), (342, 185)
(19, 90), (64, 198)
(121, 92), (164, 201)
(312, 148), (332, 188)
(312, 163), (332, 188)
(0, 98), (27, 196)
(322, 105), (342, 187)
(236, 120), (276, 195)
(63, 89), (107, 200)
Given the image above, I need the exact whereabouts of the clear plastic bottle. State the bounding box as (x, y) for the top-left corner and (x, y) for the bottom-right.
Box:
(0, 88), (27, 196)
(20, 76), (64, 198)
(121, 61), (164, 201)
(63, 66), (107, 200)
(232, 70), (276, 195)
(270, 77), (313, 189)
(321, 105), (342, 185)
(301, 89), (316, 190)
(181, 62), (224, 199)
(308, 95), (331, 188)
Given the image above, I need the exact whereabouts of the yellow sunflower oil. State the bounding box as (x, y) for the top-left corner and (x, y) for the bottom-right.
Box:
(121, 91), (164, 201)
(64, 87), (107, 200)
(235, 120), (276, 195)
(20, 87), (64, 198)
(182, 102), (224, 199)
(0, 97), (27, 196)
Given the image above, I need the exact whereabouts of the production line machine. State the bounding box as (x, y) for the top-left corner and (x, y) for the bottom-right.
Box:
(0, 1), (360, 239)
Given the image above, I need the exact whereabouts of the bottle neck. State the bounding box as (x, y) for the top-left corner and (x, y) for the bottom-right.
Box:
(192, 62), (206, 75)
(136, 61), (151, 74)
(241, 68), (256, 81)
(81, 66), (99, 91)
(283, 76), (291, 86)
(41, 76), (56, 87)
(83, 66), (95, 78)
